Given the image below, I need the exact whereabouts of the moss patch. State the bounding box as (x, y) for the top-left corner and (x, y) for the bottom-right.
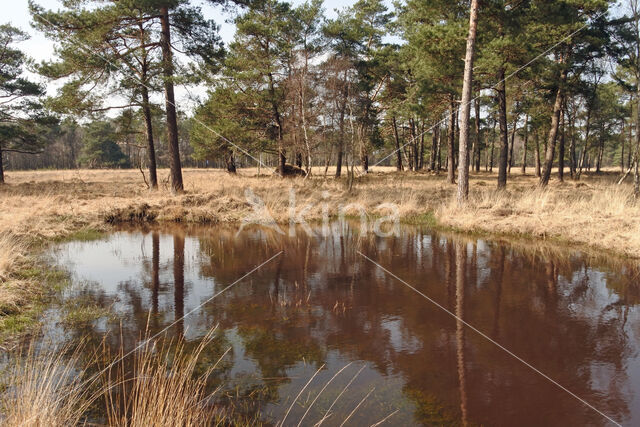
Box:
(53, 228), (106, 244)
(62, 303), (112, 325)
(0, 262), (71, 343)
(401, 211), (438, 227)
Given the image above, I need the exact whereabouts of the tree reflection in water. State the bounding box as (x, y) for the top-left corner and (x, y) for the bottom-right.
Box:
(47, 222), (640, 425)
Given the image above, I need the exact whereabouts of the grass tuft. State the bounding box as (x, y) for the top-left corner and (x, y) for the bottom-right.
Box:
(0, 341), (97, 426)
(103, 329), (225, 426)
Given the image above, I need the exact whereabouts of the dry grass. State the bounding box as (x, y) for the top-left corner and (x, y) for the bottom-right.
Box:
(103, 330), (224, 427)
(439, 175), (640, 257)
(1, 331), (227, 426)
(1, 166), (638, 256)
(0, 233), (24, 281)
(0, 234), (38, 322)
(0, 331), (388, 426)
(0, 341), (96, 426)
(0, 234), (29, 317)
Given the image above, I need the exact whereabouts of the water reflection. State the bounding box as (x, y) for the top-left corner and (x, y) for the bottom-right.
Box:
(47, 223), (640, 426)
(151, 231), (160, 317)
(455, 241), (468, 427)
(174, 233), (185, 338)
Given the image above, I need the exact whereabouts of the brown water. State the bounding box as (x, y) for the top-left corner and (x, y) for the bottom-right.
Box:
(45, 223), (640, 426)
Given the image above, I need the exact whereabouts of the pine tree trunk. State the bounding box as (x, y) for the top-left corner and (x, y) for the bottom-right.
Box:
(635, 153), (640, 198)
(596, 139), (603, 174)
(521, 114), (528, 174)
(359, 122), (369, 174)
(141, 87), (158, 190)
(634, 143), (640, 194)
(335, 150), (343, 178)
(160, 6), (183, 193)
(534, 129), (541, 177)
(0, 146), (4, 184)
(279, 150), (286, 175)
(508, 116), (517, 174)
(569, 107), (577, 178)
(436, 128), (442, 172)
(456, 0), (479, 202)
(403, 125), (413, 171)
(392, 116), (403, 171)
(335, 71), (348, 179)
(298, 65), (312, 176)
(226, 151), (237, 173)
(633, 5), (640, 197)
(474, 97), (481, 172)
(69, 133), (77, 169)
(323, 147), (330, 177)
(635, 63), (640, 197)
(497, 67), (509, 188)
(489, 119), (496, 172)
(628, 118), (633, 170)
(540, 64), (568, 187)
(455, 107), (460, 171)
(621, 120), (626, 173)
(419, 122), (425, 169)
(448, 98), (456, 184)
(410, 118), (418, 171)
(558, 108), (565, 182)
(470, 125), (477, 172)
(576, 101), (593, 179)
(139, 18), (157, 190)
(430, 126), (438, 171)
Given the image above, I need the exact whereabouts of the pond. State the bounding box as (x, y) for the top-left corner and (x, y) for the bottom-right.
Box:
(43, 222), (640, 426)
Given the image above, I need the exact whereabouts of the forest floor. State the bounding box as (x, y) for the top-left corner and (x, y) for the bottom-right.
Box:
(1, 166), (639, 339)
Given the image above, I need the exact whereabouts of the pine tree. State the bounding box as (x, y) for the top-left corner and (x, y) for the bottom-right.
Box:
(32, 0), (223, 192)
(397, 0), (467, 183)
(80, 120), (129, 168)
(190, 86), (265, 173)
(31, 0), (164, 188)
(0, 24), (56, 184)
(323, 11), (360, 178)
(224, 0), (298, 175)
(531, 0), (612, 186)
(474, 0), (531, 189)
(345, 0), (392, 173)
(457, 0), (480, 203)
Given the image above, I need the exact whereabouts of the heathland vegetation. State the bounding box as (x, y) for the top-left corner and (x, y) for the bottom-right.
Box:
(2, 0), (640, 424)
